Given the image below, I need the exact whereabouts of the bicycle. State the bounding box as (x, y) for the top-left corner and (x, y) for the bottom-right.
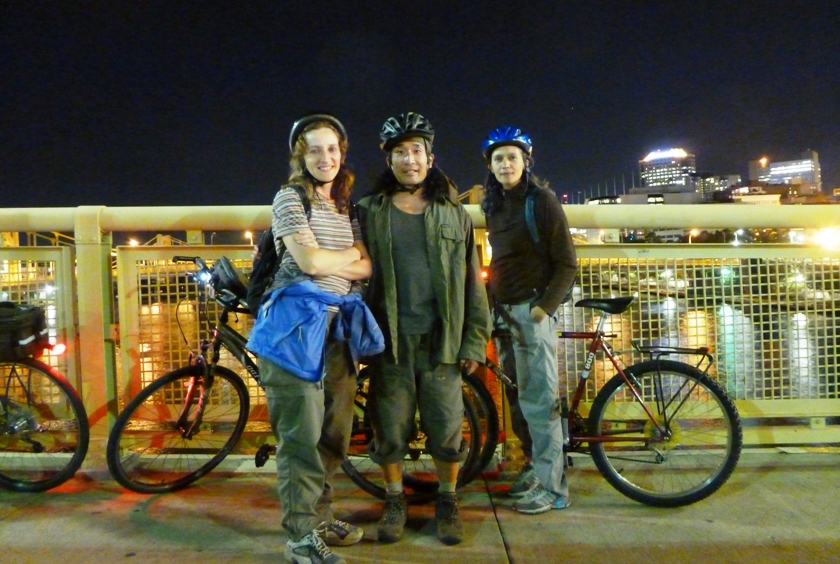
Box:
(106, 256), (491, 495)
(485, 295), (742, 507)
(1, 306), (89, 492)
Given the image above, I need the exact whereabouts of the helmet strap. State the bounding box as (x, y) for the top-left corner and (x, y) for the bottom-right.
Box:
(305, 169), (332, 188)
(395, 182), (424, 195)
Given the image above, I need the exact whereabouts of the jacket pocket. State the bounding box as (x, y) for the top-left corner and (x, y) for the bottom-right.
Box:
(439, 225), (464, 242)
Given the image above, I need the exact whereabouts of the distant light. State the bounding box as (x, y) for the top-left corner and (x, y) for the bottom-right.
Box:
(759, 157), (768, 167)
(129, 239), (139, 246)
(814, 228), (840, 250)
(642, 148), (689, 162)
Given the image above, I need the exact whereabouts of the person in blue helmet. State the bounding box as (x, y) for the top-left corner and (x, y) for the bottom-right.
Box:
(480, 126), (577, 514)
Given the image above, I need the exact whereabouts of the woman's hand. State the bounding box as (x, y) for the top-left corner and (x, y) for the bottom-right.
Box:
(293, 228), (319, 248)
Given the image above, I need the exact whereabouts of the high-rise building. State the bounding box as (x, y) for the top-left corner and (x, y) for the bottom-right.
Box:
(692, 173), (742, 200)
(748, 150), (821, 191)
(637, 148), (697, 192)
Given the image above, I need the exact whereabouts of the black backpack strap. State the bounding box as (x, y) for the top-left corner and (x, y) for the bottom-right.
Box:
(290, 184), (312, 218)
(525, 189), (539, 244)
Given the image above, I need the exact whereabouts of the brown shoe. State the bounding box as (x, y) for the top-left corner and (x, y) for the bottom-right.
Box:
(377, 492), (407, 543)
(435, 492), (463, 545)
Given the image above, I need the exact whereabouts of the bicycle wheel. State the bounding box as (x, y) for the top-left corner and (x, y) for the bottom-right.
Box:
(450, 372), (499, 486)
(341, 375), (483, 504)
(106, 364), (249, 494)
(589, 359), (742, 507)
(0, 358), (89, 492)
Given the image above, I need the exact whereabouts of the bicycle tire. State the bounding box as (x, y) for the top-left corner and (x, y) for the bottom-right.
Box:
(449, 372), (499, 486)
(106, 364), (249, 494)
(0, 358), (89, 492)
(341, 376), (483, 504)
(588, 359), (742, 507)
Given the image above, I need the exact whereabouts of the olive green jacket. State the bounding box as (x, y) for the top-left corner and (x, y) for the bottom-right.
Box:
(358, 187), (491, 365)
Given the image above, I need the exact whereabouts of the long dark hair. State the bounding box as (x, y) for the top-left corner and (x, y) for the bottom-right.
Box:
(287, 120), (355, 213)
(481, 168), (550, 216)
(371, 166), (456, 203)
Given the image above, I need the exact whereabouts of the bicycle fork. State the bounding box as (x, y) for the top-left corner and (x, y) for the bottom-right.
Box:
(176, 336), (220, 439)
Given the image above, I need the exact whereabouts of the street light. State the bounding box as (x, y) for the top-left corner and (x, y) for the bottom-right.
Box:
(733, 229), (744, 247)
(245, 231), (254, 246)
(689, 229), (699, 244)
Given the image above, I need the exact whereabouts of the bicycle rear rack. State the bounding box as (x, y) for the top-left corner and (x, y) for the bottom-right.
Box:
(630, 341), (715, 374)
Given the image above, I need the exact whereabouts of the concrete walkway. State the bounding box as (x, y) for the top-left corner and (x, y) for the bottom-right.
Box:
(1, 450), (839, 564)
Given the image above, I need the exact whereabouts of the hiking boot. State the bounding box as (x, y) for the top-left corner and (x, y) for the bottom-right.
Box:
(316, 519), (363, 547)
(435, 492), (463, 546)
(512, 483), (571, 515)
(284, 530), (345, 564)
(508, 462), (539, 498)
(377, 491), (407, 543)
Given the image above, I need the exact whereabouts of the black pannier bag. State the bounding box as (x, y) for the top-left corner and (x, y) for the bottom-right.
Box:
(0, 302), (50, 360)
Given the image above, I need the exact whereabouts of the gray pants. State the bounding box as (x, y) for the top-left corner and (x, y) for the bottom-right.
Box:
(492, 320), (533, 459)
(262, 332), (356, 540)
(367, 332), (467, 465)
(499, 302), (568, 498)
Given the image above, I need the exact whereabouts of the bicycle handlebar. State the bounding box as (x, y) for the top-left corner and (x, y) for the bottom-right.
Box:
(173, 255), (209, 271)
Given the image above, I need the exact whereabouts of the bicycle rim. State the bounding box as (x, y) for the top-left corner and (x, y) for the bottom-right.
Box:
(106, 364), (249, 494)
(589, 360), (742, 507)
(0, 359), (89, 492)
(341, 377), (483, 504)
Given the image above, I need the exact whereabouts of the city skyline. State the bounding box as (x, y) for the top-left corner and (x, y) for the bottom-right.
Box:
(3, 1), (839, 208)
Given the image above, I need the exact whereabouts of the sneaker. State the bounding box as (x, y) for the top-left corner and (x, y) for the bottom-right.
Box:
(284, 531), (346, 564)
(317, 519), (363, 547)
(377, 491), (407, 543)
(508, 462), (539, 498)
(512, 484), (571, 515)
(435, 492), (463, 546)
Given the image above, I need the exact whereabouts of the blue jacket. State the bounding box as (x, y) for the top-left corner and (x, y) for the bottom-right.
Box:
(246, 280), (384, 382)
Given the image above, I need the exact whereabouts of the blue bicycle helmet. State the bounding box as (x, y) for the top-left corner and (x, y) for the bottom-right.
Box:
(481, 126), (533, 161)
(289, 113), (348, 152)
(379, 112), (435, 152)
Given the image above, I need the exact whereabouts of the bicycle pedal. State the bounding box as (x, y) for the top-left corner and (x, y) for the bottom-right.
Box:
(255, 444), (276, 468)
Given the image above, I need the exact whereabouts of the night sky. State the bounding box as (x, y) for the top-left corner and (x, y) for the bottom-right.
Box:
(3, 1), (839, 208)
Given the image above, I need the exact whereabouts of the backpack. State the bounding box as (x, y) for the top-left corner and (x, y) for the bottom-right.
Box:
(0, 302), (50, 360)
(523, 187), (576, 304)
(246, 185), (311, 315)
(245, 186), (358, 315)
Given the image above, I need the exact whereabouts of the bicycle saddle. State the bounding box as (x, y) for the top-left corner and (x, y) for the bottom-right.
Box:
(574, 296), (635, 314)
(212, 256), (249, 301)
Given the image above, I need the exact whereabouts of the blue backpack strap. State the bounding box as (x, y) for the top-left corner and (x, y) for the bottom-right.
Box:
(525, 189), (540, 244)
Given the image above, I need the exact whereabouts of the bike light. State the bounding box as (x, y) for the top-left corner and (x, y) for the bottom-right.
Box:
(50, 342), (67, 356)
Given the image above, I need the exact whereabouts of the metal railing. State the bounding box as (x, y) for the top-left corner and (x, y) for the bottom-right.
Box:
(3, 203), (840, 467)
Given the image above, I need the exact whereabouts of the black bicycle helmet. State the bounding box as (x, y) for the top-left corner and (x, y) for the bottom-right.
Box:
(481, 126), (533, 161)
(379, 112), (435, 152)
(288, 113), (348, 152)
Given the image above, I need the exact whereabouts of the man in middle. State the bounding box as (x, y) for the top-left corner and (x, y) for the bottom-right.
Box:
(357, 111), (492, 547)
